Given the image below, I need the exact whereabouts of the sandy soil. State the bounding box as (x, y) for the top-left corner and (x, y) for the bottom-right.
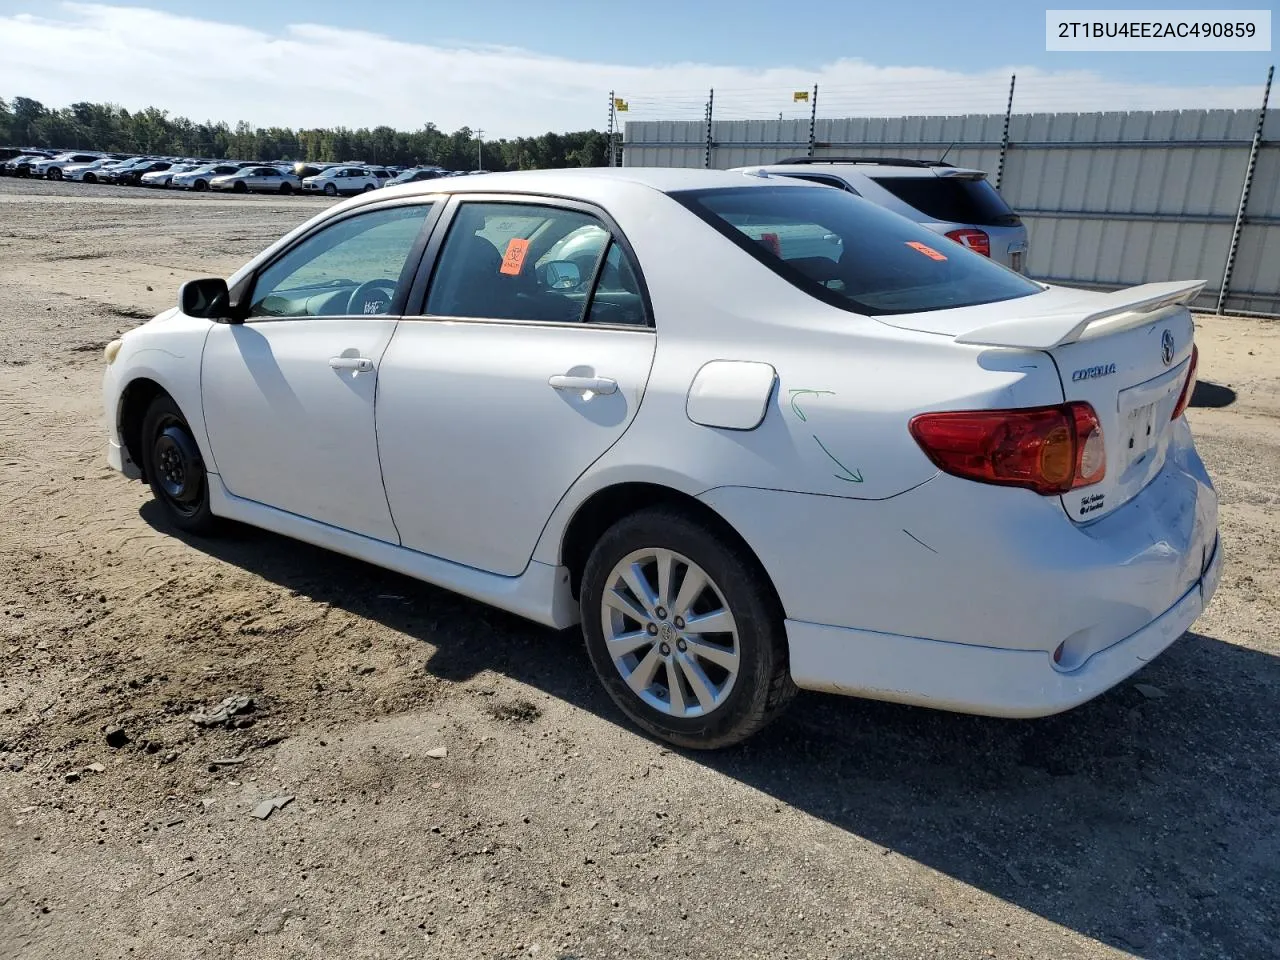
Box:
(1, 176), (1277, 960)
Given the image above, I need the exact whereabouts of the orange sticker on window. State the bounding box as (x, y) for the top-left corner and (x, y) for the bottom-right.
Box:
(500, 237), (530, 275)
(906, 240), (947, 261)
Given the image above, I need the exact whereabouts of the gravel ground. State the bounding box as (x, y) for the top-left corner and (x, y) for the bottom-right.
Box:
(1, 176), (1277, 960)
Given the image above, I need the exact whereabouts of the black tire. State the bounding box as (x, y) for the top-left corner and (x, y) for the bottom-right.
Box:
(279, 182), (293, 194)
(140, 394), (219, 535)
(324, 182), (338, 197)
(580, 507), (796, 749)
(83, 173), (97, 184)
(49, 168), (63, 181)
(193, 179), (207, 191)
(233, 181), (247, 193)
(362, 184), (375, 192)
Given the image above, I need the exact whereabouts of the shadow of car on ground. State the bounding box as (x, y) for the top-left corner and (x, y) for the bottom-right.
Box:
(142, 502), (1278, 960)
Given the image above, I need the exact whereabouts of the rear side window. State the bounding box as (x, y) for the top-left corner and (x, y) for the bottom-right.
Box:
(673, 185), (1040, 316)
(869, 175), (1020, 227)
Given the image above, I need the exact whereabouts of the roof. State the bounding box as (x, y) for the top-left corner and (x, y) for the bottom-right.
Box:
(364, 166), (813, 204)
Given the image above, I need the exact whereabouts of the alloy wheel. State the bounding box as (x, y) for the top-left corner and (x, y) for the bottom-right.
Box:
(600, 548), (740, 718)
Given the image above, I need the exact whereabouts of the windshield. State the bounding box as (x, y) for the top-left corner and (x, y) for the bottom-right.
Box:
(672, 185), (1041, 316)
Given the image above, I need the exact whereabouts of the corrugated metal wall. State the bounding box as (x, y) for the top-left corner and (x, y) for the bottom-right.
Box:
(624, 109), (1280, 316)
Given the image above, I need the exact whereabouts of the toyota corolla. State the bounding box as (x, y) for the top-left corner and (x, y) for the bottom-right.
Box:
(101, 168), (1221, 748)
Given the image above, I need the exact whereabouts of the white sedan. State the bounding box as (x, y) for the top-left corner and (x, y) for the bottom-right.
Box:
(101, 168), (1221, 748)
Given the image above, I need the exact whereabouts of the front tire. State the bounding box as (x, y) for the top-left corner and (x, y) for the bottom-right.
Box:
(193, 179), (208, 191)
(279, 182), (293, 194)
(233, 181), (247, 193)
(49, 168), (63, 181)
(140, 395), (219, 535)
(580, 507), (796, 749)
(324, 183), (338, 197)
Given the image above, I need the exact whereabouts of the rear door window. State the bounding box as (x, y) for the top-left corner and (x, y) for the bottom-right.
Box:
(673, 185), (1040, 316)
(869, 175), (1020, 226)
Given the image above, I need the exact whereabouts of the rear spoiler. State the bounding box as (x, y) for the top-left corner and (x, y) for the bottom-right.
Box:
(955, 280), (1206, 350)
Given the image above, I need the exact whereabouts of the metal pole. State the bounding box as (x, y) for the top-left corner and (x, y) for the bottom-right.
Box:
(1217, 64), (1273, 315)
(607, 90), (616, 167)
(704, 88), (715, 169)
(996, 73), (1016, 189)
(476, 129), (484, 171)
(807, 84), (819, 157)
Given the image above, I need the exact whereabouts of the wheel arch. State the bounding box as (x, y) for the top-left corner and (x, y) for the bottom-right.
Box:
(118, 377), (170, 479)
(557, 481), (788, 619)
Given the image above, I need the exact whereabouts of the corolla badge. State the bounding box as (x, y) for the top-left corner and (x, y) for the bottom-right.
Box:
(1161, 329), (1176, 365)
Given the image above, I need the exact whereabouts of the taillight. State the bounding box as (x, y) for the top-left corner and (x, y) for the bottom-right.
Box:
(1170, 344), (1199, 420)
(944, 228), (991, 257)
(909, 402), (1106, 496)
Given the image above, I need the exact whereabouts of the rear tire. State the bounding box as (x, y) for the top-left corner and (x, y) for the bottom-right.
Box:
(362, 184), (375, 192)
(140, 394), (219, 536)
(580, 507), (796, 749)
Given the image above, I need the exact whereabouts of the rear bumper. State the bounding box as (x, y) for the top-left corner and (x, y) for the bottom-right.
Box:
(786, 533), (1222, 716)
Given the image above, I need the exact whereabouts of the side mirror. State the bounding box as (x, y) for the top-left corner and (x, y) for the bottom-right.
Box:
(542, 259), (582, 290)
(179, 277), (235, 321)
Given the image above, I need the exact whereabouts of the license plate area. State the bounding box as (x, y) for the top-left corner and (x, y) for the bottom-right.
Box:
(1122, 400), (1160, 470)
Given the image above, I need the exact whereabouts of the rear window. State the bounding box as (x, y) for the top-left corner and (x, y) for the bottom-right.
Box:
(869, 175), (1020, 227)
(672, 185), (1041, 316)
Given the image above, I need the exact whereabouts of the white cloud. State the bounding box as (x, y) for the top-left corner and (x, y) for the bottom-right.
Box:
(0, 3), (1267, 138)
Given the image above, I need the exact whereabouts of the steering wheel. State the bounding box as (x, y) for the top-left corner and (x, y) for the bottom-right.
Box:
(346, 278), (398, 316)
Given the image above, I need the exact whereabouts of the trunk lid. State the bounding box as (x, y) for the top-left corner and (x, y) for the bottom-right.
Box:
(880, 280), (1202, 522)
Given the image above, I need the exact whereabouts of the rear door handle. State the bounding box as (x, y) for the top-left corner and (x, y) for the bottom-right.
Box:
(548, 374), (618, 396)
(329, 356), (375, 372)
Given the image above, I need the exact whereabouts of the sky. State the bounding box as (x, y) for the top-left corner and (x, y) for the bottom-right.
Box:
(0, 1), (1273, 137)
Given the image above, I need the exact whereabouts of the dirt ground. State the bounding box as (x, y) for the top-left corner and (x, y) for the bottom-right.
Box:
(1, 175), (1277, 960)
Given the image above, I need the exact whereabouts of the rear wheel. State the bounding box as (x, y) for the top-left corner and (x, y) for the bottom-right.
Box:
(580, 507), (796, 749)
(140, 394), (219, 535)
(362, 184), (375, 192)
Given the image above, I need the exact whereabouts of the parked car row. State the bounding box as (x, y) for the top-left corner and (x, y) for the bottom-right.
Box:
(0, 147), (472, 196)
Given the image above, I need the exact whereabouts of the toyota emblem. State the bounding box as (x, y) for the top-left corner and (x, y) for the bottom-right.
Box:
(1161, 329), (1175, 366)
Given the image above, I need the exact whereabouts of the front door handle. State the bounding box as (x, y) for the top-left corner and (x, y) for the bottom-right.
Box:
(329, 356), (374, 372)
(548, 374), (618, 396)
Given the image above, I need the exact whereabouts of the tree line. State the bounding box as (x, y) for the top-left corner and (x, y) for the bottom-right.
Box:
(0, 96), (617, 170)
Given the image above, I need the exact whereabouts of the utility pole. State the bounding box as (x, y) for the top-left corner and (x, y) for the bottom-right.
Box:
(476, 129), (484, 171)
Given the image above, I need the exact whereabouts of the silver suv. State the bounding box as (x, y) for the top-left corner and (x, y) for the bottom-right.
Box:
(730, 157), (1029, 272)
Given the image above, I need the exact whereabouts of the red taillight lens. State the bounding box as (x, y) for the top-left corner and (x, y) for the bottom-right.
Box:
(909, 402), (1106, 496)
(944, 228), (991, 257)
(1170, 344), (1199, 420)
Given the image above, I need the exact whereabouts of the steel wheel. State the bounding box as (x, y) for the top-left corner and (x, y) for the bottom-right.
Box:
(151, 416), (204, 518)
(139, 394), (219, 535)
(601, 547), (740, 719)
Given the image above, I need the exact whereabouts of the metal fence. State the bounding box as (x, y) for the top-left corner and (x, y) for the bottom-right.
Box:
(622, 92), (1279, 317)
